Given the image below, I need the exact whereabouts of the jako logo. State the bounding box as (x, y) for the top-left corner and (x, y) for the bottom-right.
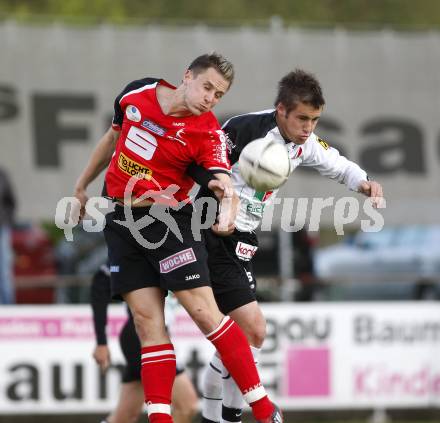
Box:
(159, 248), (196, 273)
(235, 242), (258, 261)
(185, 274), (200, 281)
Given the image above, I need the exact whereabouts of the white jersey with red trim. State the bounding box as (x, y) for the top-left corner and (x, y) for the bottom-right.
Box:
(222, 110), (368, 232)
(105, 78), (230, 204)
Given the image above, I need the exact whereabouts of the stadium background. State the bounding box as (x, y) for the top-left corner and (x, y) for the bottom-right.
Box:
(1, 1), (440, 422)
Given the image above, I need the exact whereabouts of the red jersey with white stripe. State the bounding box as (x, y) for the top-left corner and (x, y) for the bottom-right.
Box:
(105, 78), (230, 203)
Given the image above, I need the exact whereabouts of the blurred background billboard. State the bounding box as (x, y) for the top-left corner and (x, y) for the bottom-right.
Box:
(1, 22), (440, 225)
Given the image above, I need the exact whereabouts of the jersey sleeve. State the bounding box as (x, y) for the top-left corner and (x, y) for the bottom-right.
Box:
(301, 134), (368, 191)
(111, 77), (160, 130)
(221, 111), (277, 166)
(186, 162), (217, 188)
(90, 265), (112, 345)
(195, 127), (231, 174)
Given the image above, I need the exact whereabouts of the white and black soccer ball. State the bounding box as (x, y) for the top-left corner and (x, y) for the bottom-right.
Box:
(238, 138), (291, 192)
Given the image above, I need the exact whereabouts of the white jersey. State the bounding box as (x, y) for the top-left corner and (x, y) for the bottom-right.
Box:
(222, 110), (368, 232)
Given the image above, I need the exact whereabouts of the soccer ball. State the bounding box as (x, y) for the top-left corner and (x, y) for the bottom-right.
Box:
(238, 138), (291, 192)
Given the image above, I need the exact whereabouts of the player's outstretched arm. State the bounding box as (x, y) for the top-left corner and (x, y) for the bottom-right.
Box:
(74, 127), (119, 217)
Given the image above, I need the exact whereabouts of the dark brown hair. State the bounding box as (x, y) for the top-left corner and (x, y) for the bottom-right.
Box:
(274, 69), (325, 113)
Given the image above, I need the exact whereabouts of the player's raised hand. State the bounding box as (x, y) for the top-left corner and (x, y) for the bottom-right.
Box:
(93, 345), (111, 372)
(358, 180), (384, 208)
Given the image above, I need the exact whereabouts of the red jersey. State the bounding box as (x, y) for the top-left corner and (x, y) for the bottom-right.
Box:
(105, 78), (230, 203)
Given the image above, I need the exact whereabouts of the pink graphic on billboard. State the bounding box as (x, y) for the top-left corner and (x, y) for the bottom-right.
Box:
(285, 347), (331, 397)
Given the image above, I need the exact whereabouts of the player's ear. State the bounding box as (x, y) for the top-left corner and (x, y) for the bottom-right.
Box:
(183, 69), (194, 85)
(276, 102), (287, 117)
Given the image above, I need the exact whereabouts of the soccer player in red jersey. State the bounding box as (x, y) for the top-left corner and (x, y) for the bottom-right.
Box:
(90, 263), (199, 423)
(74, 53), (282, 423)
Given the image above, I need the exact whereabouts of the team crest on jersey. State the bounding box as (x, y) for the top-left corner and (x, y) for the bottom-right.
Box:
(166, 128), (187, 145)
(317, 137), (330, 150)
(176, 128), (185, 140)
(142, 119), (166, 136)
(126, 105), (141, 122)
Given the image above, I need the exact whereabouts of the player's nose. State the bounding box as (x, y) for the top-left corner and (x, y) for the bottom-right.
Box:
(304, 120), (313, 133)
(205, 91), (215, 104)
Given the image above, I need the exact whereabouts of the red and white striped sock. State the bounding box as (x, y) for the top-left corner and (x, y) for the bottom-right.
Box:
(140, 343), (176, 423)
(206, 316), (274, 421)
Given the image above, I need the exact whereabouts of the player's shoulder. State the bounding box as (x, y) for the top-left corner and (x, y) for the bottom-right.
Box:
(223, 109), (276, 134)
(303, 132), (318, 146)
(194, 111), (222, 131)
(301, 133), (334, 161)
(117, 77), (161, 99)
(305, 132), (331, 151)
(220, 110), (277, 163)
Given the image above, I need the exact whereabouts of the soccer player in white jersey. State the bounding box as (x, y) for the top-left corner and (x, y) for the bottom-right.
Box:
(189, 69), (383, 423)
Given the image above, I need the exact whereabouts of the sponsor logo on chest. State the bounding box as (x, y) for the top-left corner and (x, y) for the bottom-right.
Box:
(125, 126), (158, 160)
(141, 119), (166, 136)
(159, 248), (197, 273)
(235, 242), (258, 261)
(118, 152), (153, 180)
(246, 201), (264, 216)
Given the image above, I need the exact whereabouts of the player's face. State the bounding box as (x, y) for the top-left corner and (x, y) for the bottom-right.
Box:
(276, 102), (322, 144)
(183, 68), (230, 115)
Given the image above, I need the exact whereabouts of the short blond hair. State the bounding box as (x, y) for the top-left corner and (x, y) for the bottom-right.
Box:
(188, 52), (234, 86)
